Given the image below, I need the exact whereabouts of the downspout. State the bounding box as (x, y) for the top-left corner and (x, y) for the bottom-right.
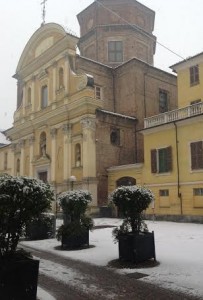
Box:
(174, 122), (183, 215)
(144, 73), (147, 118)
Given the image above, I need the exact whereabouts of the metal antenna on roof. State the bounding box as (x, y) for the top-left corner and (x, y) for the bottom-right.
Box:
(41, 0), (47, 26)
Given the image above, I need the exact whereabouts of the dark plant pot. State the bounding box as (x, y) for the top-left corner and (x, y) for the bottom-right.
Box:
(0, 257), (39, 300)
(100, 206), (112, 218)
(26, 214), (56, 240)
(62, 230), (89, 249)
(118, 231), (156, 263)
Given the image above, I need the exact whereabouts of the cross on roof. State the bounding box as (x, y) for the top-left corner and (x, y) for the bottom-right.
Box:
(41, 0), (48, 25)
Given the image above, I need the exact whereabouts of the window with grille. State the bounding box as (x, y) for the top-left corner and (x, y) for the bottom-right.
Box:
(95, 86), (102, 100)
(159, 189), (169, 196)
(151, 146), (172, 174)
(193, 188), (203, 196)
(108, 41), (123, 62)
(190, 141), (203, 170)
(159, 89), (168, 113)
(190, 65), (199, 86)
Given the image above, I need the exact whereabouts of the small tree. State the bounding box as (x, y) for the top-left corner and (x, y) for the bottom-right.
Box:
(56, 190), (93, 241)
(0, 174), (54, 258)
(109, 185), (154, 241)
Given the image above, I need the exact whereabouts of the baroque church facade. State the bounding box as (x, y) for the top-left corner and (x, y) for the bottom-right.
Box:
(0, 0), (177, 212)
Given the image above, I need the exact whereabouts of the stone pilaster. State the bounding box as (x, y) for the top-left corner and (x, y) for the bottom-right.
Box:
(31, 76), (35, 112)
(19, 139), (25, 175)
(52, 61), (57, 101)
(29, 135), (35, 177)
(50, 128), (57, 182)
(22, 84), (26, 116)
(64, 53), (70, 94)
(62, 124), (72, 181)
(81, 117), (97, 206)
(9, 143), (16, 175)
(80, 117), (96, 178)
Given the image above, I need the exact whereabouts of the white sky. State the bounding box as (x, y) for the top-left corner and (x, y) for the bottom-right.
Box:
(22, 218), (203, 299)
(1, 0), (203, 130)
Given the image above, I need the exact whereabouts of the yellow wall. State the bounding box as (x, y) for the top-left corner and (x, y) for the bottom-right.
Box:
(108, 165), (143, 194)
(142, 115), (203, 217)
(177, 61), (203, 107)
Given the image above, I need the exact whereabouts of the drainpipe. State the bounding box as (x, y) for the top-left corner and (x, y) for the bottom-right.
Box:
(144, 73), (147, 118)
(174, 122), (183, 215)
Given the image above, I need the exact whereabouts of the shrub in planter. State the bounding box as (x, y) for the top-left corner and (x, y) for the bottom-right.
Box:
(26, 213), (56, 240)
(56, 190), (94, 249)
(109, 185), (156, 263)
(0, 174), (54, 299)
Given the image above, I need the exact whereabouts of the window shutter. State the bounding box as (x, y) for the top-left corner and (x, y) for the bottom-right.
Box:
(151, 149), (157, 173)
(191, 141), (203, 169)
(166, 146), (172, 171)
(200, 141), (203, 168)
(191, 142), (196, 169)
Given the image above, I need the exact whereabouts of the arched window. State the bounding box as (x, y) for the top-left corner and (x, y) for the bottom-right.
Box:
(59, 67), (64, 88)
(16, 158), (20, 174)
(41, 85), (48, 108)
(75, 143), (81, 167)
(27, 87), (31, 105)
(116, 176), (136, 187)
(40, 132), (47, 157)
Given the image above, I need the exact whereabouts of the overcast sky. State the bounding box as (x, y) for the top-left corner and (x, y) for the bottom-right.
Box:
(1, 0), (203, 130)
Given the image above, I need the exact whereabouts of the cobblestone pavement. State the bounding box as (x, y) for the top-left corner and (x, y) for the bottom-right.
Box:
(22, 245), (201, 300)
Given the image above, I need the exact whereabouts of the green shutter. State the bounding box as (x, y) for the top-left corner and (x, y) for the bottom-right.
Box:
(151, 149), (157, 173)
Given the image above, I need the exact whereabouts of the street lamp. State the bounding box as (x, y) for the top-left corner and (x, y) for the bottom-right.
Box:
(69, 175), (76, 191)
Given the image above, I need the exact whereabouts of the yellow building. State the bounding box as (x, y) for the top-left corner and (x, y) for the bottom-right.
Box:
(141, 52), (203, 222)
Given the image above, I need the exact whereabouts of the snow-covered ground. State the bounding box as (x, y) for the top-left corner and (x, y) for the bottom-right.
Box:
(21, 218), (203, 298)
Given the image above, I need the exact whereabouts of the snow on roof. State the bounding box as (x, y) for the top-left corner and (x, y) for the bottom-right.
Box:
(97, 109), (136, 120)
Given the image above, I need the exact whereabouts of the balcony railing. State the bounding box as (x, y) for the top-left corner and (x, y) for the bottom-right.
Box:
(144, 102), (203, 128)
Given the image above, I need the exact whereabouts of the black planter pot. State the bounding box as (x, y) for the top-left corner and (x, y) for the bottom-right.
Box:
(62, 230), (89, 249)
(118, 231), (156, 263)
(0, 257), (39, 300)
(100, 206), (112, 218)
(26, 214), (56, 240)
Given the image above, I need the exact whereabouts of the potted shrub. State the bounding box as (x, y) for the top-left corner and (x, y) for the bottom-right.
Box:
(25, 212), (56, 240)
(110, 185), (156, 263)
(0, 174), (54, 299)
(57, 190), (94, 249)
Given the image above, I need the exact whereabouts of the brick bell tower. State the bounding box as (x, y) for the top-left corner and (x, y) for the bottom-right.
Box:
(77, 0), (156, 66)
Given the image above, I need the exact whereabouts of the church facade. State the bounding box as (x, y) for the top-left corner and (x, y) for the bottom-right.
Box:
(0, 0), (177, 212)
